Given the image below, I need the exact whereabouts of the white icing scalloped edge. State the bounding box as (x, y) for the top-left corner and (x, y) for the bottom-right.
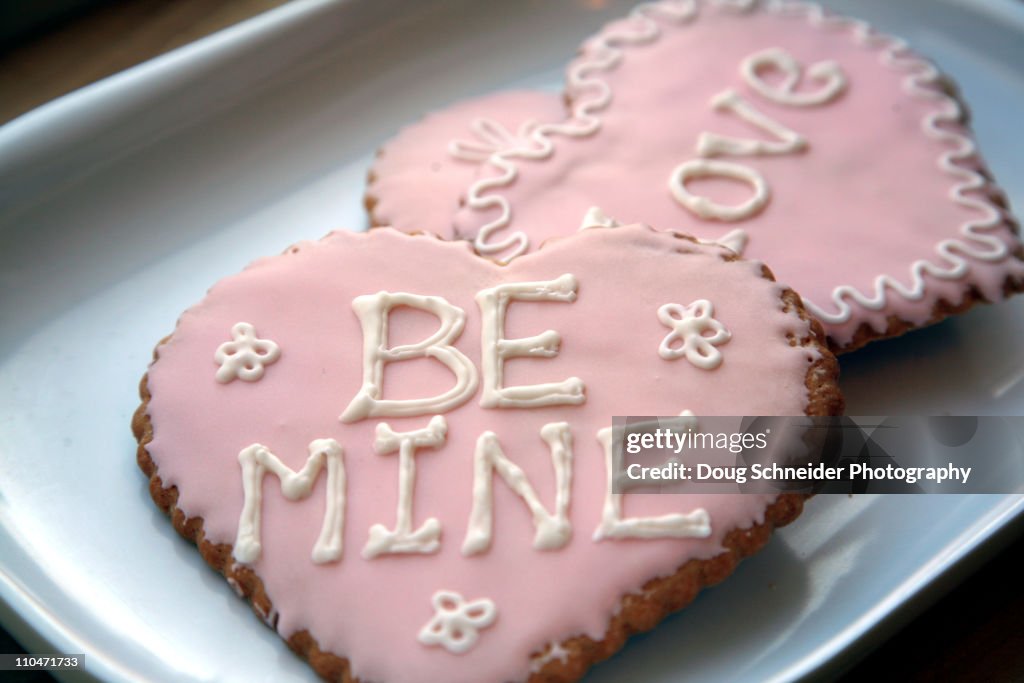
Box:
(462, 0), (1015, 326)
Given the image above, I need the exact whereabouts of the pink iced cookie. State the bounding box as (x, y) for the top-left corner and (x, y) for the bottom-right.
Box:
(135, 225), (841, 683)
(451, 0), (1024, 351)
(366, 90), (565, 236)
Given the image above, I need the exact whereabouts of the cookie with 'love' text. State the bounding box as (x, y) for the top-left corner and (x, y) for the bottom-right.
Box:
(378, 0), (1024, 352)
(134, 224), (841, 682)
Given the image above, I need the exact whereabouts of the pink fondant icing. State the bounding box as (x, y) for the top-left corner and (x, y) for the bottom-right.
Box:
(368, 90), (566, 236)
(423, 1), (1024, 347)
(145, 226), (825, 683)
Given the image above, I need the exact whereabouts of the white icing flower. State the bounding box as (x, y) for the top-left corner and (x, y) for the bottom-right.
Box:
(417, 590), (497, 655)
(214, 322), (280, 383)
(657, 300), (731, 369)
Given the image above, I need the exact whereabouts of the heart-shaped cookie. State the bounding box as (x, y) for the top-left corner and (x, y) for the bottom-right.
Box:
(392, 0), (1024, 352)
(134, 225), (841, 682)
(366, 90), (566, 237)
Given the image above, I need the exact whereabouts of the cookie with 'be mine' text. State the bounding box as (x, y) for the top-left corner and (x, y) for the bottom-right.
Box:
(134, 224), (841, 682)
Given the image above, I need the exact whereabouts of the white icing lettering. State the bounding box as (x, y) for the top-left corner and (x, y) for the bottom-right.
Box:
(476, 274), (586, 408)
(668, 159), (770, 221)
(462, 422), (573, 556)
(741, 47), (847, 107)
(669, 49), (846, 223)
(234, 439), (346, 564)
(363, 416), (446, 558)
(697, 89), (807, 157)
(214, 322), (280, 383)
(341, 292), (479, 423)
(593, 427), (711, 541)
(657, 300), (732, 369)
(418, 590), (497, 654)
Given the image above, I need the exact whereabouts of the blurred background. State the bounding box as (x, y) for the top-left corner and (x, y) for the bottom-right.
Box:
(0, 0), (288, 124)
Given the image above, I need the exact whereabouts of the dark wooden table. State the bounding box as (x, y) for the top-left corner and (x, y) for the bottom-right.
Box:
(1, 1), (1022, 681)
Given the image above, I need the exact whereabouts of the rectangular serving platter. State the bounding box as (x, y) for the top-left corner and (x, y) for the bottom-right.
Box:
(1, 0), (1023, 681)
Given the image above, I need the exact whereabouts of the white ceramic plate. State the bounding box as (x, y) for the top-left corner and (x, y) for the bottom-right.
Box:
(1, 1), (1023, 681)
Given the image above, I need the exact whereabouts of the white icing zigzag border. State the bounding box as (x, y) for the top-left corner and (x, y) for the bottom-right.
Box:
(462, 0), (1013, 326)
(464, 0), (702, 259)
